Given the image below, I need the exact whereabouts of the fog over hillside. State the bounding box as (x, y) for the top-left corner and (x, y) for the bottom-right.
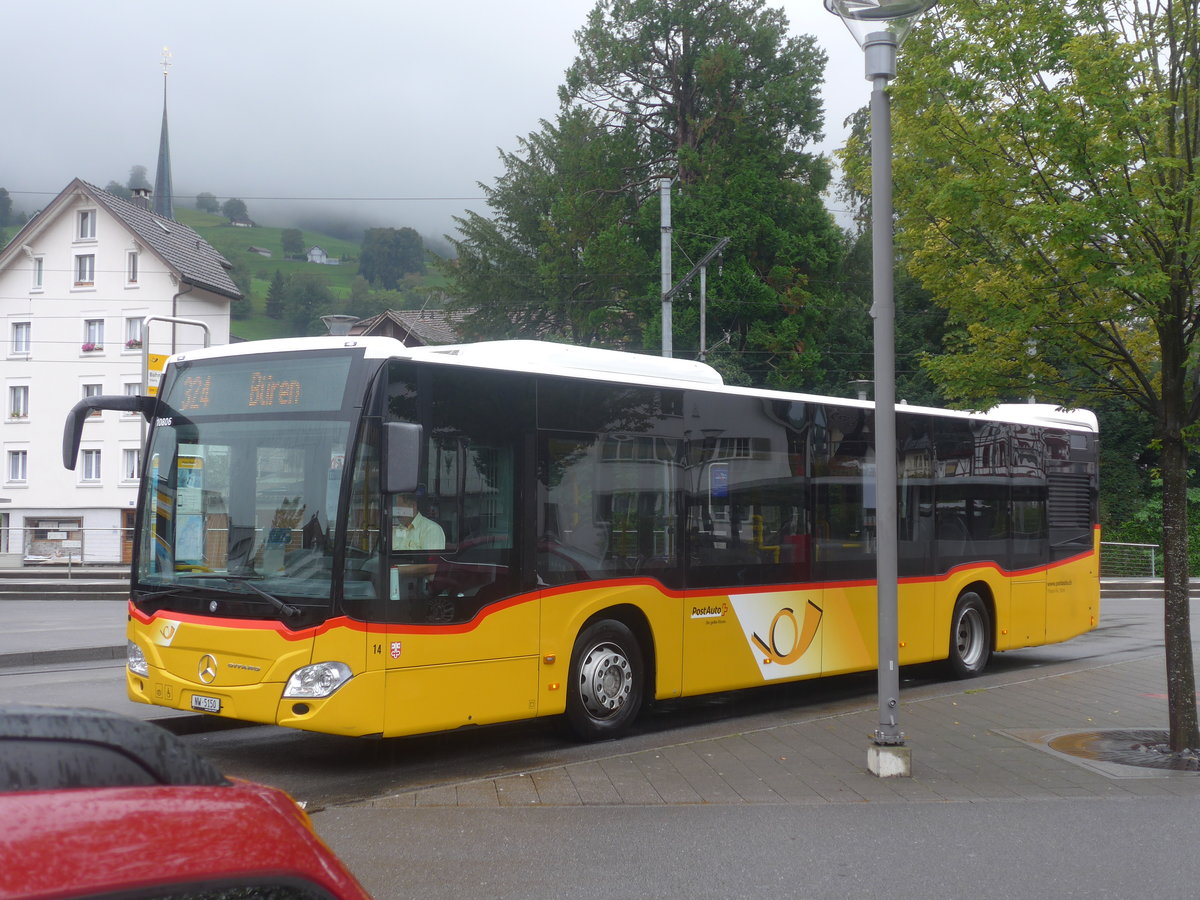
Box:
(1, 0), (863, 246)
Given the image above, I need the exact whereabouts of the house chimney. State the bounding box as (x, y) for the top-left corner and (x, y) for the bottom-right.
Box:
(131, 187), (152, 210)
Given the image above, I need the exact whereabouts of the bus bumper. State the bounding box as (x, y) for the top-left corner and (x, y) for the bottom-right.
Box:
(126, 666), (386, 736)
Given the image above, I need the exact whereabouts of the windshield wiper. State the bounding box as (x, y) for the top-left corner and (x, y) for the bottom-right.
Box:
(135, 582), (238, 603)
(178, 573), (303, 618)
(135, 586), (190, 604)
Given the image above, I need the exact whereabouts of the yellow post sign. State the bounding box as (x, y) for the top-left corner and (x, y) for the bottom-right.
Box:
(146, 353), (169, 396)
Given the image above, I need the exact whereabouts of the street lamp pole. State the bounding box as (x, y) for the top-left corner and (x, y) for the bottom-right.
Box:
(824, 0), (936, 778)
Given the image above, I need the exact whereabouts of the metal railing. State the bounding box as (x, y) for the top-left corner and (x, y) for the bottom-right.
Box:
(1099, 541), (1159, 578)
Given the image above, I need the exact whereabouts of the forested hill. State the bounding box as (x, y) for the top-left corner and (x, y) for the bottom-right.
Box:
(175, 208), (443, 341)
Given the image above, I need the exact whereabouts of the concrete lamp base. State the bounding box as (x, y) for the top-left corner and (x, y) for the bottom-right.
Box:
(868, 744), (912, 778)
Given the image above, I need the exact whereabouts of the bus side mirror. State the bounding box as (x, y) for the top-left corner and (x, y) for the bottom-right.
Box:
(382, 422), (422, 494)
(63, 394), (157, 470)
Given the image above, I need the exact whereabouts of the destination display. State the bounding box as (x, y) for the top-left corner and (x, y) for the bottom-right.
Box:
(164, 354), (354, 416)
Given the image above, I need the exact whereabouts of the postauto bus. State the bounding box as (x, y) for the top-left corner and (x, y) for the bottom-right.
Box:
(63, 337), (1099, 740)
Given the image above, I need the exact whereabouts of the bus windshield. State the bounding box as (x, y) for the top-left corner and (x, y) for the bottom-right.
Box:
(136, 352), (363, 611)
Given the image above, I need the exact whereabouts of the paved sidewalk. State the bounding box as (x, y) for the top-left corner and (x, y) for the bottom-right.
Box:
(349, 653), (1199, 809)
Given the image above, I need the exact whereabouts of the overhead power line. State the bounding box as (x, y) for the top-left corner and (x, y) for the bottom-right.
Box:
(5, 189), (488, 203)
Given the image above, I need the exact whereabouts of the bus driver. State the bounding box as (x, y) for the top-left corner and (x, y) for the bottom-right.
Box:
(391, 493), (445, 561)
(389, 493), (446, 618)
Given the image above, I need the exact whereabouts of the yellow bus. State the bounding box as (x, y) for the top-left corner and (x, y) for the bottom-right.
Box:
(64, 337), (1099, 740)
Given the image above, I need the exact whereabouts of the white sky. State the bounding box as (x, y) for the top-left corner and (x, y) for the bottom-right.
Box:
(1, 1), (870, 239)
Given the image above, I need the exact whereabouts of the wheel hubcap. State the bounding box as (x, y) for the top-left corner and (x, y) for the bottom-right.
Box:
(578, 642), (632, 718)
(956, 606), (985, 669)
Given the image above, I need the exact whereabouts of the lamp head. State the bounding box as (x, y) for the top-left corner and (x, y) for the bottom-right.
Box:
(824, 0), (937, 50)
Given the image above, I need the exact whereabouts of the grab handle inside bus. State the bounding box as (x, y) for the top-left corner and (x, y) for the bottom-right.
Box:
(382, 422), (422, 494)
(63, 394), (158, 470)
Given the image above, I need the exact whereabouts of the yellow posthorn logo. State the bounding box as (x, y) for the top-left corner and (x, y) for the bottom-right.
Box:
(751, 600), (823, 665)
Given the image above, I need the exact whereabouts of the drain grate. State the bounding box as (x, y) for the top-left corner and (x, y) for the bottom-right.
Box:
(1048, 729), (1200, 772)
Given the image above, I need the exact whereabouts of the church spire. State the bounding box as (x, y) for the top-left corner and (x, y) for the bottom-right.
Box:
(153, 46), (174, 220)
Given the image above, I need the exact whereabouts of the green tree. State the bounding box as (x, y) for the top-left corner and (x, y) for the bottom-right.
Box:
(221, 197), (249, 222)
(0, 188), (11, 228)
(562, 0), (826, 188)
(226, 258), (252, 320)
(195, 192), (220, 214)
(281, 228), (304, 258)
(837, 108), (946, 405)
(282, 273), (333, 332)
(449, 0), (842, 375)
(568, 0), (840, 379)
(359, 227), (425, 289)
(127, 165), (151, 192)
(1105, 469), (1200, 577)
(343, 277), (415, 321)
(448, 106), (650, 345)
(265, 270), (287, 320)
(104, 181), (133, 201)
(884, 0), (1200, 749)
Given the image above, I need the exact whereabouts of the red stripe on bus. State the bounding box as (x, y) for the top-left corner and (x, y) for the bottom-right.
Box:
(129, 547), (1096, 640)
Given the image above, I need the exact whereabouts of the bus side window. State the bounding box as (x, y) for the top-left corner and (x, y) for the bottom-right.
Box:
(684, 398), (813, 588)
(536, 432), (681, 585)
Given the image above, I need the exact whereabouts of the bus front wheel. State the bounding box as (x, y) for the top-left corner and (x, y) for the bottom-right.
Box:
(948, 591), (992, 678)
(564, 620), (644, 741)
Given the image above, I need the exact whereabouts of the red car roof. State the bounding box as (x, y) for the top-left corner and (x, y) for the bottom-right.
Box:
(0, 779), (371, 900)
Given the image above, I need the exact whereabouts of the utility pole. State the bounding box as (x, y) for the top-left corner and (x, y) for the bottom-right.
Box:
(662, 236), (730, 361)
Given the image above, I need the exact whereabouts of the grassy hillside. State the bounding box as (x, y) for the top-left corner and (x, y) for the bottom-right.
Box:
(175, 208), (451, 341)
(174, 208), (364, 341)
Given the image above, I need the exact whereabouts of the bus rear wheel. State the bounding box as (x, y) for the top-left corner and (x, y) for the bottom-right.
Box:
(564, 620), (644, 742)
(948, 591), (991, 678)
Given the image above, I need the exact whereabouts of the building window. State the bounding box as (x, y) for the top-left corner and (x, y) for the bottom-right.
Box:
(75, 254), (95, 286)
(31, 258), (44, 290)
(82, 383), (103, 418)
(11, 322), (30, 355)
(122, 382), (142, 415)
(81, 449), (101, 482)
(8, 450), (27, 482)
(9, 386), (28, 420)
(126, 251), (139, 284)
(78, 209), (96, 240)
(83, 319), (104, 351)
(122, 448), (141, 481)
(124, 317), (143, 349)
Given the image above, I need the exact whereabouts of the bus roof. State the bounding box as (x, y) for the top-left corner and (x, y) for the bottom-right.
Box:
(167, 337), (1098, 433)
(410, 339), (725, 386)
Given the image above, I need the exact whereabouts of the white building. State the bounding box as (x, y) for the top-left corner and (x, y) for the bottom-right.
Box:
(306, 245), (338, 265)
(0, 179), (240, 565)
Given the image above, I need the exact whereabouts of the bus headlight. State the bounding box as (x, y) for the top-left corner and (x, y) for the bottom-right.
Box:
(127, 641), (149, 677)
(283, 662), (353, 699)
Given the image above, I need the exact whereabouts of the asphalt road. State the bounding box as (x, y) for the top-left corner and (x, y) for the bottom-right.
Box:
(314, 797), (1200, 899)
